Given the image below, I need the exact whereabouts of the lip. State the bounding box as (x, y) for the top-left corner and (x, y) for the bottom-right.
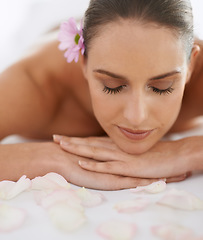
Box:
(118, 126), (155, 141)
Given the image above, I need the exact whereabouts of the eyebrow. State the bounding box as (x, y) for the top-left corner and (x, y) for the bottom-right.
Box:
(149, 70), (182, 80)
(93, 69), (182, 81)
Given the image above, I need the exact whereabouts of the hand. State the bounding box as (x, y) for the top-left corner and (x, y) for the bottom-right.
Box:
(0, 141), (165, 190)
(54, 135), (191, 183)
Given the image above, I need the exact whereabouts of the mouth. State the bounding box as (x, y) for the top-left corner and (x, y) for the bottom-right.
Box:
(118, 126), (155, 141)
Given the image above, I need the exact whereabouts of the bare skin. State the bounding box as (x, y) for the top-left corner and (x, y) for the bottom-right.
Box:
(0, 28), (203, 189)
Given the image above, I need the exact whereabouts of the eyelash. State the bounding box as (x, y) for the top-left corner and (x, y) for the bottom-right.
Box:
(151, 87), (174, 95)
(103, 86), (174, 95)
(103, 86), (125, 94)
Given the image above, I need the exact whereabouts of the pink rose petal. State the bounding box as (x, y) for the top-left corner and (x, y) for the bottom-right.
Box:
(0, 204), (26, 232)
(0, 175), (31, 200)
(39, 189), (82, 211)
(157, 188), (203, 210)
(47, 202), (86, 232)
(151, 224), (198, 240)
(114, 198), (150, 213)
(31, 172), (70, 192)
(97, 220), (136, 240)
(130, 180), (166, 194)
(76, 187), (105, 207)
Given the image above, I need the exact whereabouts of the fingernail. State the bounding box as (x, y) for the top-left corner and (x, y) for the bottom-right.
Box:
(79, 160), (87, 166)
(53, 134), (62, 142)
(159, 178), (167, 182)
(60, 140), (71, 147)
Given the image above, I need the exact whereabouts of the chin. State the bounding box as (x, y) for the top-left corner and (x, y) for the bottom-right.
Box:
(116, 141), (155, 155)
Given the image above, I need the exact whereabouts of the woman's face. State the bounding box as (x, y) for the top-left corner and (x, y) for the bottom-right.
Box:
(83, 20), (191, 154)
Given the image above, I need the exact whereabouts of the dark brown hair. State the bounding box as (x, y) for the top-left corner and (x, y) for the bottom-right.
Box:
(83, 0), (194, 58)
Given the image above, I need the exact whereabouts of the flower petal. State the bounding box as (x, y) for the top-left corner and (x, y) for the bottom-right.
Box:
(47, 202), (86, 232)
(58, 41), (74, 51)
(58, 17), (85, 63)
(151, 224), (197, 240)
(114, 198), (150, 213)
(38, 189), (82, 211)
(157, 188), (203, 210)
(0, 204), (26, 232)
(0, 175), (31, 200)
(97, 220), (136, 240)
(76, 187), (105, 207)
(130, 180), (166, 194)
(31, 172), (70, 191)
(79, 36), (85, 55)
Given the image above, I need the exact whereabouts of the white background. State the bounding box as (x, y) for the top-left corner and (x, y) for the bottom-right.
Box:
(0, 0), (202, 71)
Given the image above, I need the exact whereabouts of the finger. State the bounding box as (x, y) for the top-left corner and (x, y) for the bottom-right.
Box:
(54, 135), (117, 149)
(53, 134), (63, 144)
(64, 136), (116, 149)
(70, 169), (159, 191)
(166, 172), (192, 183)
(78, 160), (189, 180)
(78, 159), (135, 176)
(60, 141), (122, 161)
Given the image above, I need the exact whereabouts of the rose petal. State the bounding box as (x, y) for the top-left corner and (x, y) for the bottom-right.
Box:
(130, 180), (166, 194)
(76, 187), (105, 207)
(151, 224), (197, 240)
(47, 202), (86, 232)
(0, 204), (26, 232)
(38, 189), (82, 211)
(157, 188), (203, 210)
(0, 175), (31, 200)
(31, 172), (70, 191)
(97, 220), (136, 240)
(114, 198), (150, 213)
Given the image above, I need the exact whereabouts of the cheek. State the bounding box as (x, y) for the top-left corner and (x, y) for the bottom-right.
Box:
(155, 89), (184, 129)
(90, 92), (117, 124)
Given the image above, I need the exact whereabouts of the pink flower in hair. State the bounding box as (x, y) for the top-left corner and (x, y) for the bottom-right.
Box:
(58, 18), (85, 63)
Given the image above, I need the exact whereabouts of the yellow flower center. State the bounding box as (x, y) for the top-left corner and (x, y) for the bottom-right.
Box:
(74, 34), (80, 45)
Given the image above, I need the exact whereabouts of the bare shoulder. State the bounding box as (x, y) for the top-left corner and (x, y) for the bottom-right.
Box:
(11, 33), (102, 139)
(170, 38), (203, 132)
(0, 34), (77, 139)
(184, 38), (203, 106)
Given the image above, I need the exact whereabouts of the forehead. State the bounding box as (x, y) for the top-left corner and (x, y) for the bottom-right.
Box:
(87, 20), (186, 77)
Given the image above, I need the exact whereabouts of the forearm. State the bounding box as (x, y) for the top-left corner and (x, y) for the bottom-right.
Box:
(0, 142), (59, 181)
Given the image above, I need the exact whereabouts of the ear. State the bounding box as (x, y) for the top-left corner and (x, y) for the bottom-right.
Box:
(186, 44), (200, 83)
(80, 54), (88, 79)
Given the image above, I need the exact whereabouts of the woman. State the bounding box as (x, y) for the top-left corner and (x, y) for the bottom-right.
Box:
(0, 0), (202, 190)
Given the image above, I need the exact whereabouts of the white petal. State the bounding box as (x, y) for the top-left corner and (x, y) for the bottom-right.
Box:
(39, 189), (82, 211)
(114, 198), (150, 213)
(130, 180), (166, 194)
(97, 220), (136, 240)
(31, 172), (70, 191)
(76, 187), (105, 207)
(151, 224), (196, 240)
(47, 202), (86, 232)
(0, 175), (31, 200)
(157, 188), (203, 210)
(0, 204), (26, 232)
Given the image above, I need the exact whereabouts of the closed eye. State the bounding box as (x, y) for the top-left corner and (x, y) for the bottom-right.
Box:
(151, 87), (174, 95)
(103, 85), (126, 94)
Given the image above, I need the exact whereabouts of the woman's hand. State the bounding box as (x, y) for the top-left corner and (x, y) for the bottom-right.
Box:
(0, 141), (165, 190)
(54, 135), (194, 183)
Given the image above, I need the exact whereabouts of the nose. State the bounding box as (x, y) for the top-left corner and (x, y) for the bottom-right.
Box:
(123, 91), (148, 127)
